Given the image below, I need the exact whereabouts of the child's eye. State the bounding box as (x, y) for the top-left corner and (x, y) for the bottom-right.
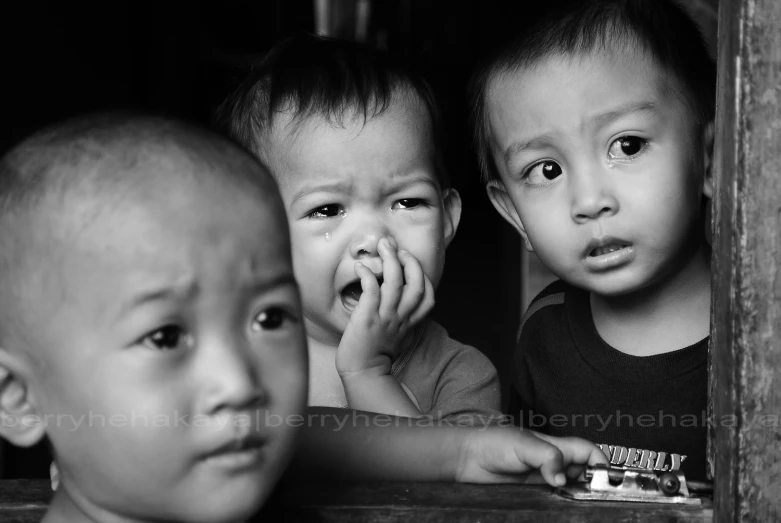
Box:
(523, 160), (563, 184)
(392, 198), (424, 210)
(140, 325), (193, 351)
(252, 307), (294, 331)
(307, 204), (345, 219)
(608, 135), (648, 160)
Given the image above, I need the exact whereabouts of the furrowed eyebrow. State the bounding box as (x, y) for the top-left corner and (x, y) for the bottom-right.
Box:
(290, 181), (353, 206)
(244, 273), (299, 296)
(588, 101), (659, 130)
(503, 134), (557, 166)
(117, 280), (198, 320)
(390, 175), (440, 193)
(116, 273), (299, 321)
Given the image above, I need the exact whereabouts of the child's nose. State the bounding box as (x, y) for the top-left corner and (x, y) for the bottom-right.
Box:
(197, 334), (267, 414)
(569, 170), (619, 223)
(349, 219), (391, 259)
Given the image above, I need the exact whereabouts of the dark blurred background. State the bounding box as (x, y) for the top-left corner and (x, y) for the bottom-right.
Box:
(1, 0), (717, 478)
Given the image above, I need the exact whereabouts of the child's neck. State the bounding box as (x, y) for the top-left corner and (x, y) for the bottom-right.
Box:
(590, 244), (711, 357)
(44, 488), (92, 523)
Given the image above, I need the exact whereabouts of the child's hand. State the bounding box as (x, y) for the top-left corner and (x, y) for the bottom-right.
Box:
(291, 410), (610, 484)
(335, 238), (434, 417)
(455, 428), (608, 486)
(336, 237), (434, 377)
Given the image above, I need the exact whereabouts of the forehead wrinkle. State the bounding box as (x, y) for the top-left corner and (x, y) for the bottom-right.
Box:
(384, 168), (441, 199)
(116, 277), (198, 322)
(4, 146), (276, 311)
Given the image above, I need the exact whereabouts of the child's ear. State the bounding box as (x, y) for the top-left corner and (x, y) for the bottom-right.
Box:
(702, 120), (715, 199)
(486, 180), (534, 252)
(442, 188), (462, 248)
(0, 349), (46, 447)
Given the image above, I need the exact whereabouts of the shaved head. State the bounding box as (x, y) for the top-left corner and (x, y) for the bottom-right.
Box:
(0, 112), (272, 213)
(0, 113), (282, 354)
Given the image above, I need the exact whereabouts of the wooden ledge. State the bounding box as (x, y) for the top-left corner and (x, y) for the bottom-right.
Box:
(0, 479), (713, 522)
(273, 481), (712, 522)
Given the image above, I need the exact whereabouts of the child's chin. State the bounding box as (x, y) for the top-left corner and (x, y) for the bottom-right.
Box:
(192, 474), (276, 520)
(582, 275), (648, 297)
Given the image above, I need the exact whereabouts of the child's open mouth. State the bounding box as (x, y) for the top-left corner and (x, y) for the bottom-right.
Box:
(589, 242), (630, 257)
(583, 237), (635, 271)
(340, 281), (363, 311)
(340, 277), (384, 311)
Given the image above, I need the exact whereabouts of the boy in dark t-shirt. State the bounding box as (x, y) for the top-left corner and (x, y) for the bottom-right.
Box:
(514, 280), (707, 480)
(468, 0), (714, 480)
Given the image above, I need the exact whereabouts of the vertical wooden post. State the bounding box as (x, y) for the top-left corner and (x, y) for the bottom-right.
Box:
(712, 0), (781, 521)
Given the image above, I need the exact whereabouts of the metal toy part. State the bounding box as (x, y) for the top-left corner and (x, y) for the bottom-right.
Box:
(556, 464), (703, 505)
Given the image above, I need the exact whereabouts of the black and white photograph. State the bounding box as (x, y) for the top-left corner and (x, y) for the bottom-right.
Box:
(0, 0), (778, 521)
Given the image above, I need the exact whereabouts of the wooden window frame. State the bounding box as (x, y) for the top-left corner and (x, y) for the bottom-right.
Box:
(710, 0), (781, 520)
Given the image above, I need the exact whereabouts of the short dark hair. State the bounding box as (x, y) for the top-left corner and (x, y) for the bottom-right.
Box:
(469, 0), (716, 183)
(214, 32), (449, 187)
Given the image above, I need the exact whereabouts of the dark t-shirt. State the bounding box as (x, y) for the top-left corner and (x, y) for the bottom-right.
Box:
(510, 281), (708, 481)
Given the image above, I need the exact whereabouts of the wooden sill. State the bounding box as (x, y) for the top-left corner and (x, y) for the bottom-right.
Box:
(0, 480), (712, 522)
(273, 481), (712, 522)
